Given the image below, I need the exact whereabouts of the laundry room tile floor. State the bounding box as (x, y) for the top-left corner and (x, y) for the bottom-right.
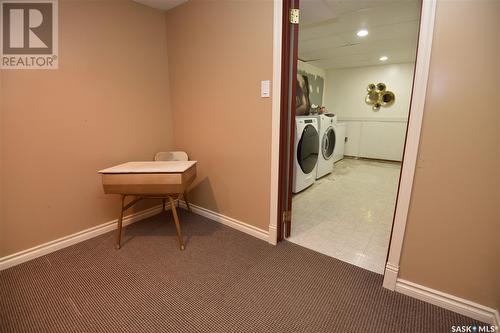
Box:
(288, 158), (401, 274)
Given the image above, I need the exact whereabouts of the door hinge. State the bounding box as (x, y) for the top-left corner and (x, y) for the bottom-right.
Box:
(282, 210), (292, 222)
(289, 8), (299, 24)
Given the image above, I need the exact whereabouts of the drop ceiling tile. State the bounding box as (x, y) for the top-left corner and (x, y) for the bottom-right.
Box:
(298, 0), (420, 69)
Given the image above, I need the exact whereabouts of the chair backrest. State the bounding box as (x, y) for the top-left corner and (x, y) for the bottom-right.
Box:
(154, 151), (189, 161)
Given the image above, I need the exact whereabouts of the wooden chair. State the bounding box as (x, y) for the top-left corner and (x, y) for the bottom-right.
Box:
(154, 151), (191, 212)
(154, 151), (188, 162)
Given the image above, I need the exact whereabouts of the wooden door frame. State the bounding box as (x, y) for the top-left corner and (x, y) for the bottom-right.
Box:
(280, 0), (299, 240)
(269, 0), (299, 243)
(269, 0), (438, 290)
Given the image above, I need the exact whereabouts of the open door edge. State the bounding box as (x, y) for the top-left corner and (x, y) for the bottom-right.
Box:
(277, 0), (300, 241)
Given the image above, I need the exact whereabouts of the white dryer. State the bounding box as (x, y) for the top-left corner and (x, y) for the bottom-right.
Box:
(293, 116), (319, 193)
(316, 114), (337, 179)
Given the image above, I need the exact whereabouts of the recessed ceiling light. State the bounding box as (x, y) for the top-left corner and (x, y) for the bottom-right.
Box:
(356, 29), (368, 37)
(379, 56), (388, 61)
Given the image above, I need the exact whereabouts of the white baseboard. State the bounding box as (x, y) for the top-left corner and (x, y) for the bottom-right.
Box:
(178, 200), (269, 242)
(396, 278), (499, 326)
(0, 203), (167, 271)
(1, 199), (270, 271)
(382, 263), (399, 291)
(268, 224), (278, 245)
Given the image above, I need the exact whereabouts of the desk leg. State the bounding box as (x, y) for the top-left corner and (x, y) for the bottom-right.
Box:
(116, 195), (125, 249)
(183, 192), (191, 212)
(168, 195), (185, 251)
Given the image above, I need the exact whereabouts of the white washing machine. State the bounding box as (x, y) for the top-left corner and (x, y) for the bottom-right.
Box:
(316, 114), (337, 179)
(293, 116), (319, 193)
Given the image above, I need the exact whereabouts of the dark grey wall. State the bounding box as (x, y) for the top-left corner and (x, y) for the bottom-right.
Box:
(297, 69), (324, 108)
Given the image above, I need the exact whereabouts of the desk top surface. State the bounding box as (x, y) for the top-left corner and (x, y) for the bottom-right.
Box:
(99, 161), (197, 174)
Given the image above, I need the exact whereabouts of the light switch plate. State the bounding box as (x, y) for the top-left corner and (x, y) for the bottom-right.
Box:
(261, 80), (270, 98)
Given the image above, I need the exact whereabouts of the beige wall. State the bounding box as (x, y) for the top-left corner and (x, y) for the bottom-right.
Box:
(165, 0), (274, 231)
(0, 0), (173, 256)
(399, 0), (500, 309)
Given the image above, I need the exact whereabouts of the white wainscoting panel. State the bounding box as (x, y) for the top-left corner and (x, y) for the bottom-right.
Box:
(341, 118), (407, 161)
(343, 121), (362, 157)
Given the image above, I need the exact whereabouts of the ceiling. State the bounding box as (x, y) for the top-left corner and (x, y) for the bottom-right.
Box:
(299, 0), (421, 70)
(133, 0), (187, 11)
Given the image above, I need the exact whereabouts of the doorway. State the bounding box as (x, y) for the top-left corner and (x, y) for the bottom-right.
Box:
(276, 0), (423, 275)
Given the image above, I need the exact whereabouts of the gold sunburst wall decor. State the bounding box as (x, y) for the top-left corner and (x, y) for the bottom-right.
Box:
(365, 83), (395, 111)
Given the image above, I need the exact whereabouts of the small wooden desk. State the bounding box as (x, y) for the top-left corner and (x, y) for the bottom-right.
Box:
(98, 161), (197, 250)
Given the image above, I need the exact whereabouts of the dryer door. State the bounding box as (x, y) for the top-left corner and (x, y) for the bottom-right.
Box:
(322, 127), (336, 160)
(297, 124), (319, 174)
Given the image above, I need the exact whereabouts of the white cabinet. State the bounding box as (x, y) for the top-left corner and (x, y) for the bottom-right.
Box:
(333, 122), (346, 163)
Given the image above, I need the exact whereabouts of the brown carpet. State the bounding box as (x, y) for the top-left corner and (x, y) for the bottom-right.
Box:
(1, 210), (482, 332)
